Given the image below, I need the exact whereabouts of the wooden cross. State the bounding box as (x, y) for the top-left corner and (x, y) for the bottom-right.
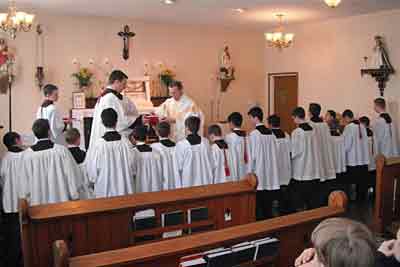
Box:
(118, 25), (136, 61)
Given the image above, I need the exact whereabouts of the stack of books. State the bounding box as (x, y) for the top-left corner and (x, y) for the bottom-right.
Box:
(133, 209), (157, 242)
(162, 210), (184, 238)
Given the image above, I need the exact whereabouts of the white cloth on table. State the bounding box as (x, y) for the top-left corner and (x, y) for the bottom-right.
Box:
(210, 142), (234, 184)
(176, 137), (213, 188)
(36, 104), (66, 145)
(134, 146), (163, 193)
(330, 136), (347, 174)
(342, 122), (369, 167)
(86, 136), (136, 198)
(19, 145), (84, 206)
(372, 115), (399, 158)
(151, 141), (181, 190)
(225, 131), (250, 181)
(0, 151), (24, 213)
(273, 133), (292, 186)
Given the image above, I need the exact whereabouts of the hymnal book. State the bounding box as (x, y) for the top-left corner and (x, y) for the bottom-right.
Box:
(162, 210), (184, 238)
(188, 207), (209, 234)
(204, 249), (234, 267)
(252, 237), (280, 261)
(231, 243), (256, 265)
(133, 209), (157, 231)
(179, 257), (207, 267)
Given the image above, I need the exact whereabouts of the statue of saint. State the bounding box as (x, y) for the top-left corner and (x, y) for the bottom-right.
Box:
(372, 35), (394, 70)
(220, 45), (234, 79)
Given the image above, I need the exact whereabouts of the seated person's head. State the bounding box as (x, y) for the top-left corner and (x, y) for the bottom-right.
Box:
(208, 124), (222, 142)
(325, 110), (337, 123)
(185, 116), (201, 135)
(309, 103), (322, 119)
(292, 107), (306, 124)
(311, 218), (376, 267)
(32, 119), (50, 140)
(359, 116), (370, 128)
(247, 107), (264, 125)
(43, 84), (59, 102)
(156, 121), (171, 139)
(267, 114), (281, 129)
(133, 125), (147, 143)
(227, 112), (243, 129)
(65, 128), (81, 146)
(101, 108), (118, 129)
(342, 109), (354, 125)
(3, 131), (22, 150)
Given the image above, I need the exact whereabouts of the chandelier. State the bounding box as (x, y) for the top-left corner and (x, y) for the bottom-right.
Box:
(265, 14), (294, 49)
(0, 0), (35, 39)
(324, 0), (341, 8)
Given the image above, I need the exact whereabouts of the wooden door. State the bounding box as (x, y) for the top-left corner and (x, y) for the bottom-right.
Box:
(274, 75), (298, 134)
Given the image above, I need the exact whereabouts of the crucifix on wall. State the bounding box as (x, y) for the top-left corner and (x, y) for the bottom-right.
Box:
(118, 25), (136, 61)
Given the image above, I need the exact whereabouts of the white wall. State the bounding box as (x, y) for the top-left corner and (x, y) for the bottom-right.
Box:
(265, 9), (400, 126)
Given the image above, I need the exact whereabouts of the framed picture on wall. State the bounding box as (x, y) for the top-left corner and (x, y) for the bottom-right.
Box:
(72, 92), (86, 109)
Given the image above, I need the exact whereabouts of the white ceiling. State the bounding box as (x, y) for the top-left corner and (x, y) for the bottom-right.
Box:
(3, 0), (400, 29)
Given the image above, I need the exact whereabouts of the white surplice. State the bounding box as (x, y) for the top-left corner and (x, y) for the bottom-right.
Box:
(342, 122), (369, 166)
(330, 136), (347, 174)
(0, 151), (24, 213)
(272, 132), (292, 186)
(291, 126), (320, 181)
(36, 104), (66, 145)
(19, 144), (84, 206)
(309, 121), (336, 181)
(372, 115), (399, 158)
(89, 89), (140, 148)
(225, 130), (250, 181)
(151, 140), (181, 190)
(248, 125), (280, 191)
(210, 141), (234, 184)
(155, 94), (204, 141)
(134, 143), (163, 193)
(86, 135), (136, 198)
(176, 137), (213, 187)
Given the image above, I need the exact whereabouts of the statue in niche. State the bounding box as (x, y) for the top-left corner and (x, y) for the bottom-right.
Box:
(371, 35), (394, 71)
(219, 45), (235, 79)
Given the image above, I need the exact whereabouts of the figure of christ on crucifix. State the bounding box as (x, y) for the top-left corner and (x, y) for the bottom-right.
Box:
(118, 25), (136, 60)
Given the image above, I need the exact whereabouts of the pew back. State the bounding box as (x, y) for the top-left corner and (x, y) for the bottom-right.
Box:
(55, 191), (348, 267)
(373, 155), (400, 233)
(20, 175), (257, 267)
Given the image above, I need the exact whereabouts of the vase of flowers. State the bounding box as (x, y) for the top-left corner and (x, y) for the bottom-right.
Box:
(72, 67), (93, 90)
(159, 66), (175, 96)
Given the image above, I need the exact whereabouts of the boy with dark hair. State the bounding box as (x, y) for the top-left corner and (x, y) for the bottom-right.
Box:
(372, 97), (399, 157)
(342, 110), (369, 200)
(325, 110), (341, 136)
(176, 116), (213, 187)
(65, 128), (86, 164)
(132, 125), (163, 193)
(290, 107), (321, 211)
(151, 121), (181, 190)
(19, 119), (84, 206)
(86, 108), (136, 198)
(208, 124), (233, 184)
(225, 112), (250, 181)
(0, 131), (24, 267)
(248, 107), (279, 219)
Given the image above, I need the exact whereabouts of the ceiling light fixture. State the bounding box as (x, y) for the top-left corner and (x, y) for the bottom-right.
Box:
(162, 0), (176, 5)
(0, 0), (35, 39)
(233, 8), (246, 14)
(265, 14), (294, 50)
(324, 0), (341, 8)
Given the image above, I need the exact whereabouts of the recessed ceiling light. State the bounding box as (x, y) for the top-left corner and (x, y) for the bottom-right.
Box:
(233, 8), (247, 13)
(162, 0), (176, 5)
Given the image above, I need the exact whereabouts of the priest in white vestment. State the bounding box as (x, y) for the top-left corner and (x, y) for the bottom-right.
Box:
(156, 80), (204, 141)
(36, 84), (68, 145)
(89, 70), (142, 148)
(19, 119), (85, 206)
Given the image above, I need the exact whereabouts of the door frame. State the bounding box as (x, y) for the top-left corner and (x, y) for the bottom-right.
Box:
(267, 72), (299, 116)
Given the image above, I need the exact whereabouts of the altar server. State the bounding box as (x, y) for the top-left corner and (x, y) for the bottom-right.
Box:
(0, 132), (24, 267)
(225, 112), (250, 181)
(65, 128), (86, 164)
(36, 84), (68, 145)
(342, 110), (369, 200)
(267, 114), (291, 214)
(247, 107), (279, 219)
(86, 108), (136, 198)
(89, 70), (142, 148)
(325, 110), (342, 136)
(372, 98), (399, 157)
(132, 125), (163, 193)
(19, 119), (84, 206)
(360, 116), (377, 194)
(208, 124), (233, 184)
(176, 115), (213, 188)
(290, 107), (320, 211)
(151, 121), (181, 190)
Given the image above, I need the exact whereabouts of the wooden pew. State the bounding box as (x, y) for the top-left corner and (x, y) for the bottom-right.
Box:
(20, 174), (257, 267)
(373, 155), (400, 233)
(53, 191), (348, 267)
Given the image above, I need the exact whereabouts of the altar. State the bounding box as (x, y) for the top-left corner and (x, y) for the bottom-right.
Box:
(71, 76), (158, 150)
